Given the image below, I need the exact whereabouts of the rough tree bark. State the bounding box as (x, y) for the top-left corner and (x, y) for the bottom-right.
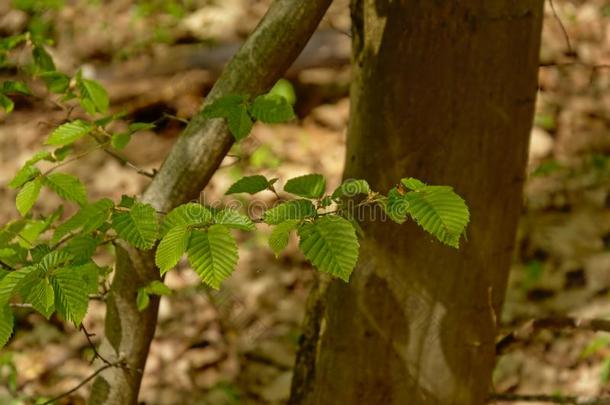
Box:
(291, 1), (544, 404)
(87, 1), (333, 403)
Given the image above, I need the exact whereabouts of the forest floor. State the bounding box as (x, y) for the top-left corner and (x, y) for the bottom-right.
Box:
(0, 0), (609, 404)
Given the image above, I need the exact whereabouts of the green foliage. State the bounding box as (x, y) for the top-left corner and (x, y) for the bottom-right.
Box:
(268, 79), (296, 105)
(45, 120), (94, 146)
(0, 306), (13, 348)
(268, 220), (299, 257)
(213, 210), (255, 231)
(136, 280), (172, 311)
(76, 72), (109, 115)
(160, 203), (212, 236)
(298, 216), (359, 281)
(52, 199), (114, 243)
(400, 180), (469, 248)
(155, 225), (191, 275)
(43, 172), (88, 205)
(112, 202), (159, 250)
(15, 178), (42, 216)
(187, 225), (238, 289)
(263, 199), (316, 225)
(50, 263), (98, 326)
(249, 94), (295, 123)
(226, 175), (271, 195)
(332, 179), (370, 199)
(284, 174), (326, 199)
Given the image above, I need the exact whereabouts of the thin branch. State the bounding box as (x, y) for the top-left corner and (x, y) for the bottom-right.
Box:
(548, 0), (573, 55)
(489, 392), (610, 404)
(101, 147), (156, 178)
(42, 144), (103, 176)
(497, 316), (610, 355)
(81, 324), (112, 366)
(37, 361), (122, 405)
(9, 303), (32, 308)
(0, 260), (16, 271)
(539, 61), (610, 70)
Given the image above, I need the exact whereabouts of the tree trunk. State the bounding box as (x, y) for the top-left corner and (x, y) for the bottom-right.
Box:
(291, 1), (544, 404)
(88, 1), (333, 403)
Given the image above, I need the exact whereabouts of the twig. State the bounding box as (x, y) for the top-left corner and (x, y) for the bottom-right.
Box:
(42, 144), (103, 176)
(37, 361), (121, 405)
(9, 303), (32, 308)
(497, 316), (610, 355)
(0, 260), (15, 271)
(548, 0), (573, 55)
(539, 61), (610, 70)
(101, 148), (156, 178)
(80, 324), (112, 366)
(489, 392), (610, 404)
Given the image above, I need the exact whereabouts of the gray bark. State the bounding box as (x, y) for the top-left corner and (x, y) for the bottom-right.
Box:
(291, 1), (544, 404)
(88, 1), (333, 403)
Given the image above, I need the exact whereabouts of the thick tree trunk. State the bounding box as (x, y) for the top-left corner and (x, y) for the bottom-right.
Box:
(291, 1), (544, 404)
(88, 1), (333, 404)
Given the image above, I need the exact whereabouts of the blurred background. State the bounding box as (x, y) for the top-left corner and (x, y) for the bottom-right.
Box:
(0, 0), (609, 404)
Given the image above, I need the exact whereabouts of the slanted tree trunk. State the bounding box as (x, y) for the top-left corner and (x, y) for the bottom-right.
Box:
(88, 1), (333, 403)
(291, 1), (544, 404)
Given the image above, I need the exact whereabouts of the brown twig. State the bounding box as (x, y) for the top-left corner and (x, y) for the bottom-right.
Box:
(548, 0), (573, 55)
(37, 361), (122, 405)
(497, 316), (610, 355)
(489, 392), (610, 404)
(80, 324), (112, 366)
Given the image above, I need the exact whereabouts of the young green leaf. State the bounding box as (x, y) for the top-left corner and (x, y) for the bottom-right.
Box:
(16, 178), (42, 216)
(52, 199), (114, 244)
(77, 77), (109, 114)
(268, 79), (296, 105)
(160, 203), (212, 237)
(227, 104), (253, 141)
(404, 185), (469, 248)
(155, 225), (191, 275)
(201, 95), (252, 140)
(284, 174), (326, 199)
(226, 175), (270, 195)
(112, 202), (159, 250)
(111, 133), (131, 150)
(202, 95), (246, 118)
(136, 289), (150, 311)
(0, 305), (14, 348)
(249, 94), (295, 123)
(64, 235), (99, 263)
(332, 179), (370, 199)
(45, 120), (94, 147)
(187, 225), (238, 289)
(43, 172), (87, 205)
(9, 164), (40, 189)
(2, 80), (30, 95)
(0, 266), (37, 307)
(0, 94), (14, 113)
(268, 219), (299, 256)
(298, 216), (359, 282)
(50, 265), (95, 326)
(381, 188), (409, 224)
(145, 280), (172, 296)
(263, 199), (316, 225)
(213, 209), (255, 231)
(32, 46), (55, 73)
(400, 177), (426, 191)
(39, 71), (70, 94)
(23, 278), (55, 319)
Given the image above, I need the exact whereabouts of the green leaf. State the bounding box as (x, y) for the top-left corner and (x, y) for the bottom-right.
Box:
(284, 174), (326, 199)
(136, 289), (150, 311)
(250, 94), (295, 123)
(32, 46), (55, 73)
(0, 305), (14, 349)
(155, 225), (191, 275)
(43, 172), (87, 205)
(112, 202), (159, 250)
(9, 164), (40, 189)
(202, 95), (245, 119)
(77, 76), (109, 114)
(201, 95), (252, 140)
(160, 203), (212, 237)
(118, 195), (135, 208)
(268, 219), (299, 257)
(39, 250), (73, 272)
(111, 133), (131, 150)
(226, 175), (270, 195)
(332, 179), (371, 199)
(23, 278), (54, 319)
(269, 79), (296, 105)
(187, 225), (238, 289)
(128, 122), (156, 132)
(64, 235), (99, 263)
(39, 71), (70, 94)
(400, 177), (426, 191)
(45, 120), (94, 146)
(52, 199), (114, 244)
(227, 104), (253, 141)
(0, 94), (14, 113)
(50, 265), (94, 326)
(0, 266), (37, 307)
(381, 188), (409, 224)
(2, 80), (30, 95)
(145, 280), (172, 296)
(263, 199), (316, 225)
(16, 178), (42, 216)
(213, 210), (255, 231)
(404, 184), (470, 248)
(298, 216), (359, 281)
